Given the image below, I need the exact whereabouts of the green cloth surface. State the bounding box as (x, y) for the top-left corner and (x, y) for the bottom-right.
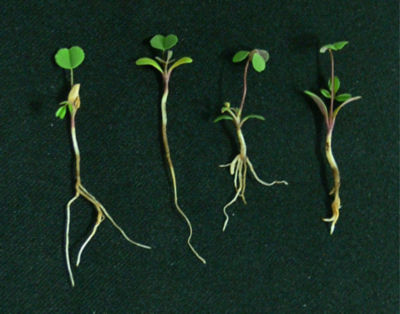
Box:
(1, 1), (398, 312)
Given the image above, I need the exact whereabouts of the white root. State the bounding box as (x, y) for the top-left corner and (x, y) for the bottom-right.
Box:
(220, 155), (288, 231)
(247, 158), (288, 187)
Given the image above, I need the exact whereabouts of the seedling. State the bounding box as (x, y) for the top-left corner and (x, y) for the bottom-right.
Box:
(304, 41), (361, 234)
(136, 34), (206, 264)
(215, 49), (288, 231)
(55, 46), (151, 286)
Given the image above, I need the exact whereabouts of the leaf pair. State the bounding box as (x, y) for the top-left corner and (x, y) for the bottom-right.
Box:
(319, 41), (348, 53)
(214, 113), (265, 124)
(304, 89), (361, 123)
(136, 56), (193, 74)
(232, 49), (270, 72)
(55, 46), (85, 70)
(150, 34), (178, 52)
(136, 34), (192, 74)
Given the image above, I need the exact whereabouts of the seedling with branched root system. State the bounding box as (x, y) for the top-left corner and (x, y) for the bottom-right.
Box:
(304, 41), (361, 234)
(136, 35), (206, 264)
(215, 49), (288, 231)
(55, 46), (151, 286)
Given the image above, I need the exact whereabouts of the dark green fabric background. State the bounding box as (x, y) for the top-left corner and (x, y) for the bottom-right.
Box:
(1, 0), (398, 312)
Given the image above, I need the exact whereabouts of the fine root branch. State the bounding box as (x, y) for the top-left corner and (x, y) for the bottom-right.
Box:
(322, 190), (341, 235)
(65, 182), (151, 286)
(220, 155), (288, 231)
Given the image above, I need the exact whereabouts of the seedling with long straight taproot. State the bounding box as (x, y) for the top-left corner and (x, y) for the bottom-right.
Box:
(136, 34), (206, 264)
(55, 46), (151, 286)
(215, 49), (288, 231)
(304, 41), (361, 234)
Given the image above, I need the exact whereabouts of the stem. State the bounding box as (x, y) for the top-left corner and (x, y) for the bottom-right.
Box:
(70, 69), (74, 86)
(328, 49), (335, 123)
(70, 113), (81, 185)
(324, 128), (341, 234)
(236, 127), (247, 159)
(161, 74), (206, 264)
(65, 112), (80, 287)
(238, 58), (250, 117)
(65, 104), (150, 286)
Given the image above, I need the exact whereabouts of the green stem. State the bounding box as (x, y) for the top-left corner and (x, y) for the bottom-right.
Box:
(70, 69), (74, 86)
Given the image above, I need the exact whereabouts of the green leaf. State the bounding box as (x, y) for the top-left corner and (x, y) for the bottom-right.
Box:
(304, 90), (328, 121)
(214, 115), (234, 123)
(333, 96), (361, 119)
(150, 34), (178, 51)
(255, 49), (270, 63)
(243, 114), (265, 121)
(251, 53), (266, 72)
(232, 51), (250, 63)
(164, 34), (178, 50)
(168, 57), (193, 72)
(319, 44), (335, 53)
(55, 106), (67, 119)
(320, 89), (331, 98)
(335, 93), (352, 102)
(67, 103), (73, 113)
(332, 41), (349, 50)
(320, 41), (349, 53)
(136, 57), (163, 73)
(150, 35), (165, 50)
(328, 76), (340, 93)
(55, 46), (85, 70)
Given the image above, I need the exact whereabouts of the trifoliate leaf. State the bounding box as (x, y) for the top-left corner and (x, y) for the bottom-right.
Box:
(232, 51), (250, 63)
(55, 46), (85, 70)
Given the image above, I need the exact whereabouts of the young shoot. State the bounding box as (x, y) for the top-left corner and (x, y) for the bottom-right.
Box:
(55, 46), (151, 287)
(304, 41), (361, 234)
(215, 49), (288, 231)
(136, 34), (206, 264)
